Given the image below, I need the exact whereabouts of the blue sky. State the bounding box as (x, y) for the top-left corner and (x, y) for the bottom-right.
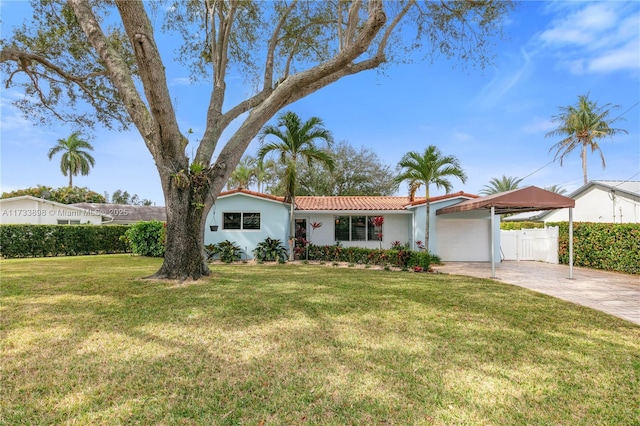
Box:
(1, 1), (639, 205)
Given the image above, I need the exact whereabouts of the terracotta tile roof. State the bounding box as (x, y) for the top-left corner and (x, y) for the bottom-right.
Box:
(295, 196), (413, 211)
(217, 189), (479, 212)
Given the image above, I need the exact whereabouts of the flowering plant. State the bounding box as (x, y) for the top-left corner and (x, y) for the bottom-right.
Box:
(371, 216), (384, 228)
(311, 221), (323, 230)
(371, 216), (384, 248)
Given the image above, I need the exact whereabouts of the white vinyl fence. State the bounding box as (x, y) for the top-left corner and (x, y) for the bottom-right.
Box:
(501, 227), (559, 264)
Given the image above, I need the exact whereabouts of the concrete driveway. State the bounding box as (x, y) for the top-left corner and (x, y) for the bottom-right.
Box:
(432, 261), (640, 325)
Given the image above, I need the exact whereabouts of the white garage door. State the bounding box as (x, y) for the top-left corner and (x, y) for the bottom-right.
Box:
(436, 219), (490, 262)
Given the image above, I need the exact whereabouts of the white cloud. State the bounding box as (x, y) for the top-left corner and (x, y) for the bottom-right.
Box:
(535, 3), (640, 75)
(540, 3), (617, 46)
(470, 49), (532, 107)
(588, 38), (640, 73)
(0, 94), (55, 147)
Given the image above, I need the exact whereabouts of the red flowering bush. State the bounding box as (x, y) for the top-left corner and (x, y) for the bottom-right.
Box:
(371, 216), (384, 228)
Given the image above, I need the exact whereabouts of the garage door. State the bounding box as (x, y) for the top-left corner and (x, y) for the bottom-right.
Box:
(436, 219), (490, 262)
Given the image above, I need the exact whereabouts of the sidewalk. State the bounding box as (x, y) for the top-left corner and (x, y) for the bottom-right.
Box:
(432, 261), (640, 325)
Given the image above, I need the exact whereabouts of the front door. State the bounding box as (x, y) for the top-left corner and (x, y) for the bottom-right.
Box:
(295, 218), (308, 242)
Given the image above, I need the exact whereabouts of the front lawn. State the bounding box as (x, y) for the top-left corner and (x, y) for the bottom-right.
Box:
(1, 255), (638, 425)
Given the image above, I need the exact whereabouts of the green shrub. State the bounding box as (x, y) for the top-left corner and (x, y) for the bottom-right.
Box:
(0, 225), (129, 258)
(123, 221), (165, 257)
(500, 221), (545, 230)
(253, 237), (288, 262)
(303, 244), (438, 270)
(408, 251), (437, 270)
(206, 240), (243, 263)
(549, 222), (639, 275)
(389, 249), (412, 267)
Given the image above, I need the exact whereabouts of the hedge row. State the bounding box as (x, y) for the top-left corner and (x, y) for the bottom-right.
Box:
(303, 244), (438, 269)
(0, 225), (130, 258)
(500, 221), (545, 230)
(549, 222), (639, 275)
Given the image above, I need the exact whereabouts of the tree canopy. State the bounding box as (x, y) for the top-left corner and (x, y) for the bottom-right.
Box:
(226, 156), (257, 190)
(105, 189), (153, 206)
(394, 145), (467, 252)
(1, 0), (514, 280)
(294, 141), (397, 196)
(1, 185), (106, 204)
(480, 175), (523, 195)
(257, 110), (334, 260)
(47, 132), (95, 188)
(546, 94), (627, 185)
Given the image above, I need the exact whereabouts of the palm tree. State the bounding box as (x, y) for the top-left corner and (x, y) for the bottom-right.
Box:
(257, 111), (334, 260)
(394, 145), (467, 252)
(47, 132), (95, 187)
(227, 156), (256, 190)
(480, 175), (523, 195)
(255, 158), (277, 193)
(546, 94), (627, 185)
(544, 184), (567, 195)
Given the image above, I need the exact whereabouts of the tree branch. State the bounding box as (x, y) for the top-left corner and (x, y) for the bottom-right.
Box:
(264, 0), (298, 89)
(0, 48), (108, 84)
(0, 47), (112, 120)
(114, 0), (184, 162)
(344, 0), (362, 49)
(68, 0), (155, 148)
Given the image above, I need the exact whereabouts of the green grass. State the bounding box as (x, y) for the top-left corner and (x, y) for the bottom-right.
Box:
(1, 255), (639, 425)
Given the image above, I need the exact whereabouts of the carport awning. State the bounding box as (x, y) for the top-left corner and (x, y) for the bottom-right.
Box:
(436, 186), (575, 216)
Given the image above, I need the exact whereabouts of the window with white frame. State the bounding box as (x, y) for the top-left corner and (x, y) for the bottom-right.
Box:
(223, 212), (261, 230)
(334, 215), (381, 241)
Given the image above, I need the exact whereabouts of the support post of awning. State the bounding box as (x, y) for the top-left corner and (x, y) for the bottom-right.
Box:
(491, 206), (496, 279)
(569, 207), (574, 279)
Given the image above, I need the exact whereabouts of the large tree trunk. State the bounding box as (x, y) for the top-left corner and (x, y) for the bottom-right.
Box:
(149, 164), (214, 281)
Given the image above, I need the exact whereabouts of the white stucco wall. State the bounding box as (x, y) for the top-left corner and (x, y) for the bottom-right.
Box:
(204, 193), (290, 259)
(295, 212), (413, 249)
(411, 197), (501, 261)
(411, 197), (485, 253)
(0, 197), (104, 225)
(543, 186), (639, 223)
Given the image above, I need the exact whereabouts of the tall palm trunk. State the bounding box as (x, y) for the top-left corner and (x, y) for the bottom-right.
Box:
(289, 194), (295, 261)
(582, 145), (588, 185)
(424, 187), (430, 253)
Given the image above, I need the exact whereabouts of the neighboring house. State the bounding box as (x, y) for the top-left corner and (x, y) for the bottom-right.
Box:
(0, 195), (110, 225)
(72, 203), (167, 225)
(505, 180), (640, 224)
(0, 196), (167, 226)
(205, 189), (498, 261)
